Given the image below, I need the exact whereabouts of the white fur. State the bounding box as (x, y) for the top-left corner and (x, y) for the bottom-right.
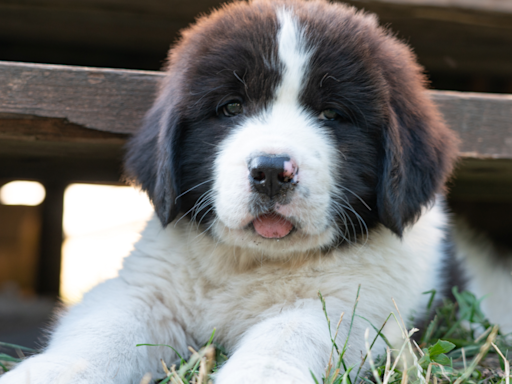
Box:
(0, 199), (449, 383)
(453, 222), (512, 335)
(213, 9), (339, 255)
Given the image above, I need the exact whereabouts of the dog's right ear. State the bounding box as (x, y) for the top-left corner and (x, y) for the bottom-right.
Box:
(124, 80), (182, 227)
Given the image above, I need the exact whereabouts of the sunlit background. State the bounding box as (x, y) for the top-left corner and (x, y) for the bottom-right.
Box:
(61, 184), (153, 303)
(0, 181), (46, 206)
(0, 181), (154, 304)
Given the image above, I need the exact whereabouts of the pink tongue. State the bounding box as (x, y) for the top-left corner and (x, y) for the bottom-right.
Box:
(253, 214), (293, 239)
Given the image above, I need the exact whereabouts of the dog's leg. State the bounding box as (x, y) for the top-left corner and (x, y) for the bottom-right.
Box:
(215, 298), (382, 384)
(0, 278), (191, 384)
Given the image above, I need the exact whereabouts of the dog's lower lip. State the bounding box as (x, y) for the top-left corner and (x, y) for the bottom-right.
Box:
(252, 213), (294, 239)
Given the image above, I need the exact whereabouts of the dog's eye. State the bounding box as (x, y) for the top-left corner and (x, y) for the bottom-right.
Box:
(318, 109), (340, 121)
(222, 102), (243, 117)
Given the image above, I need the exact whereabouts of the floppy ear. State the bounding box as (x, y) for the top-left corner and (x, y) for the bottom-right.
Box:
(373, 33), (458, 236)
(377, 94), (458, 237)
(124, 79), (183, 226)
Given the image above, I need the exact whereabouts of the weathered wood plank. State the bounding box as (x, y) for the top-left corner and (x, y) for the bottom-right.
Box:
(1, 61), (511, 159)
(0, 115), (127, 144)
(0, 61), (162, 135)
(430, 91), (512, 159)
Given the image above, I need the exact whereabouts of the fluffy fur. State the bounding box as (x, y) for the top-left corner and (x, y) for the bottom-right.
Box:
(1, 1), (508, 383)
(453, 221), (512, 335)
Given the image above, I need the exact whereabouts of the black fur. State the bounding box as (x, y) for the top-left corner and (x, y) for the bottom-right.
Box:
(441, 228), (468, 301)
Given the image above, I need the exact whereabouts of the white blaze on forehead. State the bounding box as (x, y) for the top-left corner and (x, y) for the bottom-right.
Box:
(211, 7), (339, 252)
(275, 9), (311, 106)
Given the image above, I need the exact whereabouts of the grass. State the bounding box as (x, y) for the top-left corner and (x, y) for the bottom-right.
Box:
(317, 287), (511, 384)
(1, 288), (510, 384)
(0, 341), (36, 373)
(353, 288), (511, 384)
(135, 329), (228, 384)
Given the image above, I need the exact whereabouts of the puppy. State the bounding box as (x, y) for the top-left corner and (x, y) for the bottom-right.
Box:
(1, 0), (510, 383)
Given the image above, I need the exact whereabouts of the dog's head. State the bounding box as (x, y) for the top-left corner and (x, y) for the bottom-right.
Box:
(125, 0), (457, 254)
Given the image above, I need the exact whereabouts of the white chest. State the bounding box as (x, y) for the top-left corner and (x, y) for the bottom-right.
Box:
(121, 202), (447, 349)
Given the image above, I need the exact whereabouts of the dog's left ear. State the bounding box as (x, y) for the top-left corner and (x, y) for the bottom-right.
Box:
(124, 76), (183, 227)
(376, 41), (458, 237)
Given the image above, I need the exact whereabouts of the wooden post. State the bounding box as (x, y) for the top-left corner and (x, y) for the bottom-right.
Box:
(36, 181), (67, 298)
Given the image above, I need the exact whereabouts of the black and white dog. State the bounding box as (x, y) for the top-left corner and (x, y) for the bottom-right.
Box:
(2, 0), (510, 383)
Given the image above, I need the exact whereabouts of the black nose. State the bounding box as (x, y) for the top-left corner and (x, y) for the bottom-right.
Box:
(248, 155), (297, 198)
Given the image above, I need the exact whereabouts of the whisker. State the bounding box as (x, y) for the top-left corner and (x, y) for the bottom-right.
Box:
(197, 206), (215, 226)
(175, 179), (214, 203)
(329, 203), (352, 244)
(330, 186), (371, 246)
(336, 185), (371, 211)
(332, 201), (357, 242)
(174, 189), (214, 226)
(193, 210), (217, 239)
(336, 202), (369, 243)
(191, 193), (215, 222)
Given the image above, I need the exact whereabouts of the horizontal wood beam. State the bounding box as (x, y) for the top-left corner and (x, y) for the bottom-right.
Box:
(430, 91), (512, 159)
(1, 61), (511, 159)
(0, 61), (160, 135)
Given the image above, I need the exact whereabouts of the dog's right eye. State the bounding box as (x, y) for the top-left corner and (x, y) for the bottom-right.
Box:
(319, 109), (340, 121)
(222, 102), (243, 117)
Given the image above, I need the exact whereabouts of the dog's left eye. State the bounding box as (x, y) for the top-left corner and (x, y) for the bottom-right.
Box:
(222, 102), (243, 117)
(318, 109), (341, 121)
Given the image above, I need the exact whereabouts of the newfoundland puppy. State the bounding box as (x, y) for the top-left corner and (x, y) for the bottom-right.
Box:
(2, 0), (510, 383)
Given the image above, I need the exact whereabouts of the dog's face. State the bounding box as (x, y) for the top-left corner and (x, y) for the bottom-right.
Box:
(125, 0), (457, 256)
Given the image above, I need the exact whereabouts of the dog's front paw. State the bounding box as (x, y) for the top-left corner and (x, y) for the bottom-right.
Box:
(0, 354), (111, 384)
(215, 358), (316, 384)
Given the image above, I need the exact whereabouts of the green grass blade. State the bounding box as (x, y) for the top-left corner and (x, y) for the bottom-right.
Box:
(0, 342), (36, 353)
(422, 290), (437, 312)
(354, 313), (393, 382)
(206, 328), (216, 347)
(336, 285), (361, 384)
(310, 369), (321, 384)
(319, 291), (339, 355)
(0, 354), (21, 363)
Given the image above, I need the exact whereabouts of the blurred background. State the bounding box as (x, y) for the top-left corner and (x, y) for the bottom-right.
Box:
(0, 0), (511, 349)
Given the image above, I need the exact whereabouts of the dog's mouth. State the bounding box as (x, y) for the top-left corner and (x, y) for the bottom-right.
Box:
(252, 213), (294, 239)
